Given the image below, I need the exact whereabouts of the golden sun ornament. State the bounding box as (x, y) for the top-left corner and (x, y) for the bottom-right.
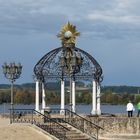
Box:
(57, 22), (80, 46)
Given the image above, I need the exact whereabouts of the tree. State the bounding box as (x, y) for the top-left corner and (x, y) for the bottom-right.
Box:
(105, 90), (113, 104)
(14, 90), (24, 104)
(79, 92), (92, 104)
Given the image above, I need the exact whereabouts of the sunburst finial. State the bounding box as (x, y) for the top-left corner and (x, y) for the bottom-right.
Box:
(57, 22), (80, 46)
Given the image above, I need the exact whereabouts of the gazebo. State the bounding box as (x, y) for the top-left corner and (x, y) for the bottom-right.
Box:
(34, 22), (103, 115)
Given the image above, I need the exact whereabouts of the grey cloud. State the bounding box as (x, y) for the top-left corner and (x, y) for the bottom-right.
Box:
(0, 0), (140, 39)
(78, 20), (140, 40)
(0, 0), (140, 86)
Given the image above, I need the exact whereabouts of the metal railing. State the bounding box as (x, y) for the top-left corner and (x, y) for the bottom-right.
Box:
(10, 109), (70, 140)
(49, 108), (103, 140)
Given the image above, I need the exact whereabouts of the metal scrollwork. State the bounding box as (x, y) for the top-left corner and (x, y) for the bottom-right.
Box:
(34, 46), (103, 83)
(34, 22), (103, 84)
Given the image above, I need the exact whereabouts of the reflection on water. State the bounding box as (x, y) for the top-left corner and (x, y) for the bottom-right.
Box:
(0, 103), (135, 114)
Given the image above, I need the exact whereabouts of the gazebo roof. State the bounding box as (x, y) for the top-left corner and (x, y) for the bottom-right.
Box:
(34, 46), (103, 83)
(34, 22), (103, 83)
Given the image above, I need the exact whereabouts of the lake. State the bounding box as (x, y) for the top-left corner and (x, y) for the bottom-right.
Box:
(0, 103), (137, 115)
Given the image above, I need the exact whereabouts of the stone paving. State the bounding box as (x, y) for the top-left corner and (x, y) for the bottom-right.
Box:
(100, 134), (140, 140)
(0, 116), (53, 140)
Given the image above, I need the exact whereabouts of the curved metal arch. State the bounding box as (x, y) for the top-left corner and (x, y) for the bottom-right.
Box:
(34, 47), (103, 83)
(34, 47), (62, 81)
(75, 47), (103, 82)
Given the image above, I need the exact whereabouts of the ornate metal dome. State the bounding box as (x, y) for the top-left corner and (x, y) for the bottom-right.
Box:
(34, 22), (103, 83)
(34, 47), (103, 82)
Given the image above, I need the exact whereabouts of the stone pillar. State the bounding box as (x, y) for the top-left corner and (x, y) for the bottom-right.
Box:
(72, 80), (76, 112)
(60, 80), (65, 115)
(42, 82), (46, 110)
(91, 80), (97, 115)
(35, 80), (40, 112)
(97, 82), (101, 115)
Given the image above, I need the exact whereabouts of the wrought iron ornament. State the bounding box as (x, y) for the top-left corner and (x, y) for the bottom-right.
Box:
(34, 22), (103, 83)
(57, 22), (80, 47)
(2, 62), (22, 123)
(2, 62), (22, 82)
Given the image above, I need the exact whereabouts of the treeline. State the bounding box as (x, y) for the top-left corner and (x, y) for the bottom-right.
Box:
(0, 89), (35, 104)
(1, 83), (140, 93)
(101, 90), (140, 105)
(0, 83), (140, 105)
(102, 85), (140, 94)
(0, 89), (92, 105)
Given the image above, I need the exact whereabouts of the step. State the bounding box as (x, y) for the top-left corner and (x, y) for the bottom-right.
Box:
(67, 130), (79, 133)
(66, 131), (90, 140)
(60, 123), (91, 140)
(69, 138), (90, 140)
(99, 134), (140, 140)
(38, 122), (91, 140)
(66, 134), (86, 137)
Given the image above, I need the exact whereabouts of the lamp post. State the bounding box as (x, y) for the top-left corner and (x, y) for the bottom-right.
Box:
(2, 62), (22, 111)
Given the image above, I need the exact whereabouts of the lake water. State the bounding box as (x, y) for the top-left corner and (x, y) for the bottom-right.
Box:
(0, 104), (137, 115)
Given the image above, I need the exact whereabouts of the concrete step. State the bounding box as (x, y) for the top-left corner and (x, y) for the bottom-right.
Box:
(99, 134), (140, 140)
(67, 130), (79, 133)
(69, 138), (90, 140)
(39, 122), (91, 140)
(61, 124), (90, 140)
(66, 134), (87, 138)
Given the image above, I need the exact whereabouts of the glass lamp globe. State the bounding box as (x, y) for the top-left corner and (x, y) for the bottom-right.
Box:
(64, 31), (72, 39)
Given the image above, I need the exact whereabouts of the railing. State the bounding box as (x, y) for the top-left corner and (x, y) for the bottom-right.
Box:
(49, 108), (103, 140)
(10, 109), (70, 140)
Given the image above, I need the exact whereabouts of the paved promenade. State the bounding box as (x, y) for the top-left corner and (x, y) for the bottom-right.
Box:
(100, 134), (140, 140)
(0, 117), (54, 140)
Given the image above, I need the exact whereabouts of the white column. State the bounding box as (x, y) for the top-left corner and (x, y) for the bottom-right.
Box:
(97, 83), (101, 115)
(72, 80), (76, 112)
(60, 80), (65, 115)
(35, 80), (40, 112)
(91, 80), (97, 115)
(42, 82), (46, 110)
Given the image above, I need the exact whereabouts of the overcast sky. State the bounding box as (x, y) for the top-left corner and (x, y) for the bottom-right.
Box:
(0, 0), (140, 86)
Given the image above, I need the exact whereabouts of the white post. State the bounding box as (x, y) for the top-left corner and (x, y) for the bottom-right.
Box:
(35, 80), (40, 112)
(42, 82), (46, 111)
(60, 80), (65, 115)
(91, 80), (97, 115)
(97, 82), (101, 115)
(72, 80), (76, 112)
